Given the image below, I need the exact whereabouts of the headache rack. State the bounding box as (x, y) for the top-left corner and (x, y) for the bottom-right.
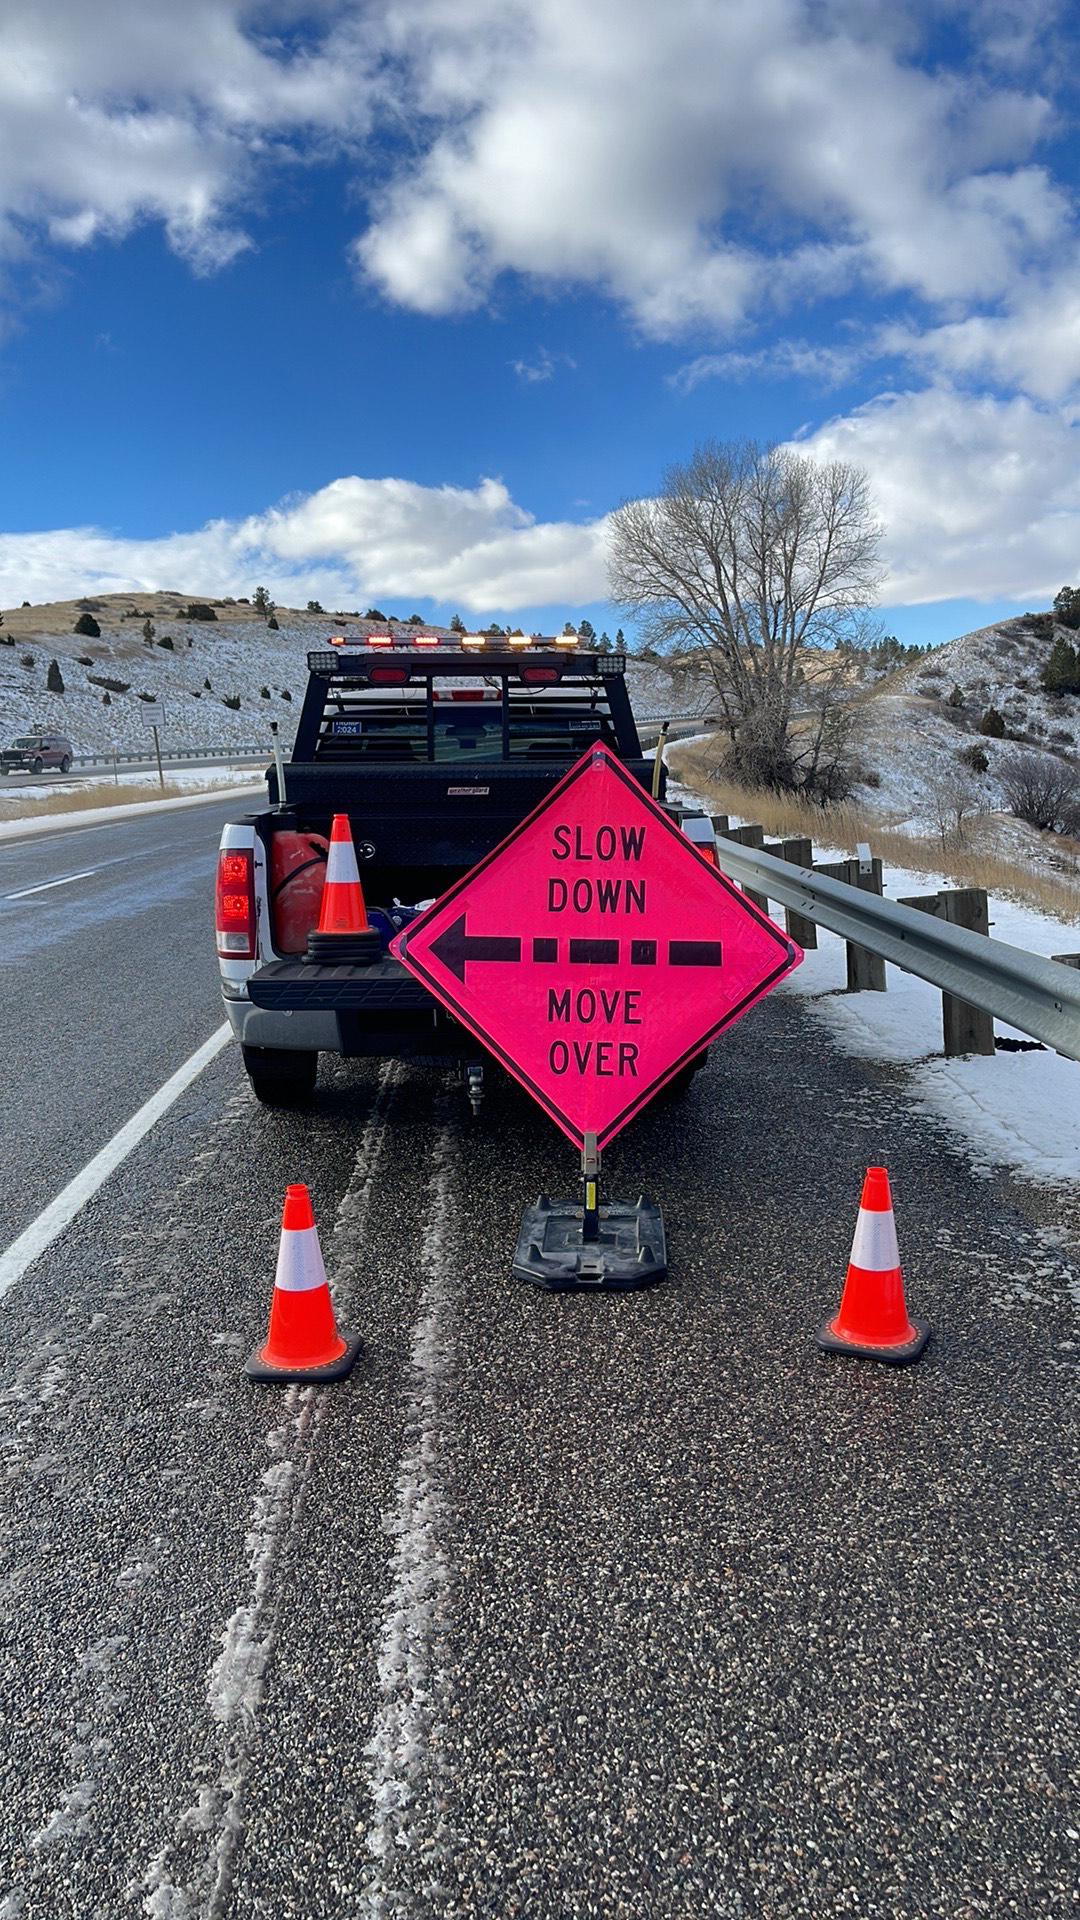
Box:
(291, 648), (640, 767)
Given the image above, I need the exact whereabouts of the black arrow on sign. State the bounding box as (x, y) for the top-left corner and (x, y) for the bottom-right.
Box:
(429, 911), (522, 983)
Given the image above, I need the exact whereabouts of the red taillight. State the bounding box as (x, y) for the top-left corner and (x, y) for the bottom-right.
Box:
(371, 666), (409, 684)
(216, 847), (255, 958)
(520, 665), (560, 684)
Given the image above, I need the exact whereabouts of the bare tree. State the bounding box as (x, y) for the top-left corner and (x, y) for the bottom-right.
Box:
(608, 440), (883, 794)
(924, 763), (984, 849)
(998, 749), (1080, 833)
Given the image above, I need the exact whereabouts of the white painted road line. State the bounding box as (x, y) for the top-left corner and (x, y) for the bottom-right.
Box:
(0, 1023), (233, 1303)
(4, 868), (97, 900)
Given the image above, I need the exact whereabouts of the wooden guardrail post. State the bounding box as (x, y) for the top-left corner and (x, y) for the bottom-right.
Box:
(896, 887), (995, 1056)
(812, 857), (886, 990)
(779, 836), (817, 949)
(1052, 953), (1080, 970)
(727, 824), (769, 914)
(710, 815), (730, 837)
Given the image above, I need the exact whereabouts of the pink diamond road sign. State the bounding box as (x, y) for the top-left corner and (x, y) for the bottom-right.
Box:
(391, 745), (802, 1151)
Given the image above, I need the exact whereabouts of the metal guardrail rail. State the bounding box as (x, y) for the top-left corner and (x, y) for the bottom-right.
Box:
(71, 746), (268, 766)
(711, 837), (1080, 1063)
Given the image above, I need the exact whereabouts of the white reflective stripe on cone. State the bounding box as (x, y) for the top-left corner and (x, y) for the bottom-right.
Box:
(325, 836), (361, 887)
(849, 1205), (901, 1274)
(275, 1225), (329, 1293)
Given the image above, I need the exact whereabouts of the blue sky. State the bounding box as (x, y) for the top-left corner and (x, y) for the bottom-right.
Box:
(2, 0), (1080, 647)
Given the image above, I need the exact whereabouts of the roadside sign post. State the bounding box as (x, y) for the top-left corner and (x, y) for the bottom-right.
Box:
(392, 744), (802, 1290)
(142, 702), (166, 789)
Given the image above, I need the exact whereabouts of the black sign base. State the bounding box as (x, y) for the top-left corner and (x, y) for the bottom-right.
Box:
(513, 1194), (667, 1292)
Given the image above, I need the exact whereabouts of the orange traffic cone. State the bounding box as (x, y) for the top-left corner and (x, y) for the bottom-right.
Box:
(817, 1166), (929, 1365)
(305, 813), (381, 962)
(246, 1184), (362, 1383)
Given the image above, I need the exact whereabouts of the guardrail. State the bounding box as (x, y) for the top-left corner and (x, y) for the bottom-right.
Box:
(710, 831), (1080, 1063)
(72, 746), (269, 766)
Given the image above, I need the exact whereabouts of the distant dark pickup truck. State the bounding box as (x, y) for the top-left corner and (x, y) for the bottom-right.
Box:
(215, 633), (702, 1109)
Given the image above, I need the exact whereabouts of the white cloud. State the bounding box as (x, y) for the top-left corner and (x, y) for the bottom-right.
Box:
(881, 267), (1080, 402)
(792, 385), (1080, 603)
(668, 340), (863, 394)
(353, 0), (1068, 333)
(510, 347), (576, 383)
(1, 0), (1073, 352)
(0, 474), (609, 613)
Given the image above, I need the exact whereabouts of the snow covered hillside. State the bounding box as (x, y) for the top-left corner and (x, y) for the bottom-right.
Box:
(850, 617), (1080, 831)
(0, 593), (706, 759)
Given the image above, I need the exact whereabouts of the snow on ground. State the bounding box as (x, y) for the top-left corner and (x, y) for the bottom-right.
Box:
(776, 851), (1080, 1187)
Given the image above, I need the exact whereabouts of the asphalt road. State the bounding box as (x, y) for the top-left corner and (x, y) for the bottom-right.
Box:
(0, 800), (1076, 1919)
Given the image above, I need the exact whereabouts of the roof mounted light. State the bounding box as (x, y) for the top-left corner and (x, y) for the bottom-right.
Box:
(412, 631), (441, 647)
(596, 652), (626, 676)
(367, 631), (393, 648)
(507, 633), (530, 649)
(556, 630), (580, 648)
(460, 633), (487, 649)
(328, 634), (347, 646)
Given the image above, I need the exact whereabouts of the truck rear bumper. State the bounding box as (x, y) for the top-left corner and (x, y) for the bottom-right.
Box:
(225, 956), (463, 1060)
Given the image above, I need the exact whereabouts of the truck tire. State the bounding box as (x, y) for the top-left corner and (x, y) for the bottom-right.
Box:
(656, 1050), (710, 1103)
(242, 1044), (318, 1106)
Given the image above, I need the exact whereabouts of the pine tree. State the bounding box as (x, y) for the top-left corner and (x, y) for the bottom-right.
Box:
(1042, 635), (1080, 695)
(578, 618), (596, 641)
(1053, 585), (1080, 631)
(142, 618), (155, 645)
(46, 659), (65, 693)
(449, 614), (466, 633)
(979, 706), (1006, 738)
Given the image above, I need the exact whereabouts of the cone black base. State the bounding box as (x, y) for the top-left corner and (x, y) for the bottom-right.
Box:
(245, 1333), (364, 1384)
(816, 1318), (929, 1365)
(305, 928), (382, 965)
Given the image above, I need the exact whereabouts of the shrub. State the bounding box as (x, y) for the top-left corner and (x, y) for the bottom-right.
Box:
(157, 634), (174, 649)
(946, 682), (965, 708)
(76, 654), (93, 666)
(959, 743), (989, 773)
(20, 652), (34, 667)
(363, 607), (387, 621)
(1023, 610), (1054, 636)
(102, 692), (111, 706)
(76, 597), (102, 611)
(191, 689), (202, 698)
(142, 618), (155, 645)
(74, 612), (100, 637)
(261, 685), (271, 698)
(281, 688), (292, 701)
(204, 677), (212, 690)
(1050, 727), (1074, 744)
(306, 600), (324, 614)
(999, 748), (1080, 833)
(137, 690), (157, 702)
(46, 659), (65, 693)
(0, 633), (14, 647)
(919, 662), (945, 678)
(449, 614), (466, 633)
(88, 673), (130, 693)
(185, 602), (217, 621)
(861, 769), (882, 788)
(223, 694), (241, 710)
(267, 615), (279, 630)
(21, 600), (30, 608)
(979, 706), (1006, 737)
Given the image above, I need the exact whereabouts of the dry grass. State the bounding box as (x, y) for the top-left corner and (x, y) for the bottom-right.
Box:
(0, 775), (258, 822)
(668, 738), (1080, 928)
